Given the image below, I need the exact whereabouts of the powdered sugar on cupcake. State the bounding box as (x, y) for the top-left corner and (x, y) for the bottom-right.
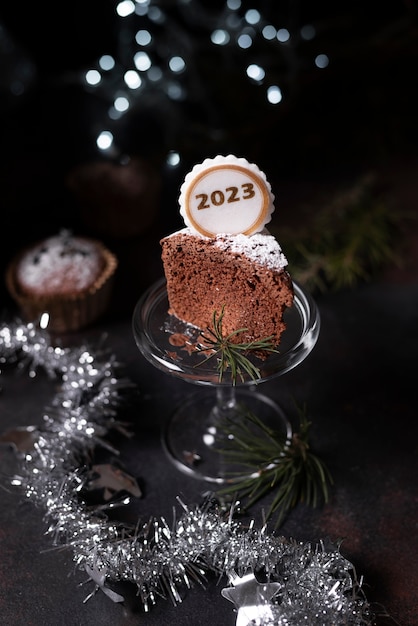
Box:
(16, 232), (104, 296)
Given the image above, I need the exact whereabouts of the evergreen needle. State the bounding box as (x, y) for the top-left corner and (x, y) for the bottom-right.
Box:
(195, 306), (279, 384)
(215, 405), (333, 528)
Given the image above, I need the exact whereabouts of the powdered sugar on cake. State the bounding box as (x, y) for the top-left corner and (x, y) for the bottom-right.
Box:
(16, 234), (103, 295)
(166, 227), (288, 271)
(214, 230), (288, 271)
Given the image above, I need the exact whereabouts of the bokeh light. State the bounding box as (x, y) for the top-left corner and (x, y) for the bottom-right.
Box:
(246, 64), (265, 82)
(99, 55), (115, 71)
(134, 51), (152, 71)
(135, 30), (152, 45)
(116, 0), (135, 18)
(211, 29), (230, 45)
(315, 53), (329, 68)
(237, 33), (253, 49)
(169, 56), (186, 73)
(85, 69), (101, 86)
(277, 28), (290, 43)
(96, 130), (114, 150)
(124, 70), (142, 89)
(267, 85), (282, 104)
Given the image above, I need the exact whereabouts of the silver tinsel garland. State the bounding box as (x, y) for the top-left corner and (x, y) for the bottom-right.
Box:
(0, 319), (375, 624)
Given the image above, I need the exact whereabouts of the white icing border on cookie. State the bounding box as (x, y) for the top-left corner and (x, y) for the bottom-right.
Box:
(179, 155), (275, 236)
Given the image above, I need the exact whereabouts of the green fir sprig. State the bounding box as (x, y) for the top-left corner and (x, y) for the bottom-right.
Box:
(215, 405), (333, 528)
(274, 173), (405, 293)
(195, 306), (278, 385)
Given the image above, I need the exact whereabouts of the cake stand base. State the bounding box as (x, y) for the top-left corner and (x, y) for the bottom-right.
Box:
(162, 388), (292, 484)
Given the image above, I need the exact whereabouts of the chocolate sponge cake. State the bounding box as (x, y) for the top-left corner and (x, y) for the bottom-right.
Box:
(161, 228), (293, 346)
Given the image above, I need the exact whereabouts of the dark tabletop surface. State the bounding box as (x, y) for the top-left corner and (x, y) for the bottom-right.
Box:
(1, 262), (418, 626)
(1, 3), (418, 624)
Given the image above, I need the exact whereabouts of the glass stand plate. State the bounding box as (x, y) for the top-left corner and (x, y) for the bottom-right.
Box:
(133, 278), (320, 483)
(162, 388), (292, 484)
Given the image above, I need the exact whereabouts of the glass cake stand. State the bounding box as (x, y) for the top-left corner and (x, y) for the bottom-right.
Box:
(132, 277), (320, 484)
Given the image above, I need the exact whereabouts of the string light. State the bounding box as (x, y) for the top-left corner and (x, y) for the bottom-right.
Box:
(77, 1), (327, 154)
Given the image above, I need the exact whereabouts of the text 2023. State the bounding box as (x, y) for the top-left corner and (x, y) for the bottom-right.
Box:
(196, 182), (256, 210)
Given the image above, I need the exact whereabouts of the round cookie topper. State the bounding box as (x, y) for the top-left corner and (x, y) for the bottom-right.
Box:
(179, 155), (275, 237)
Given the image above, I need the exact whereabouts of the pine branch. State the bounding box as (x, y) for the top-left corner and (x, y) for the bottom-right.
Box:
(215, 405), (333, 528)
(195, 306), (279, 385)
(274, 173), (406, 293)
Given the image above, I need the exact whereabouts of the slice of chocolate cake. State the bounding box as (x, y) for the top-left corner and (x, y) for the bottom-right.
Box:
(161, 228), (293, 346)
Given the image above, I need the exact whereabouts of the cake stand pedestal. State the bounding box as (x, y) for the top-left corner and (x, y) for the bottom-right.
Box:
(132, 278), (320, 484)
